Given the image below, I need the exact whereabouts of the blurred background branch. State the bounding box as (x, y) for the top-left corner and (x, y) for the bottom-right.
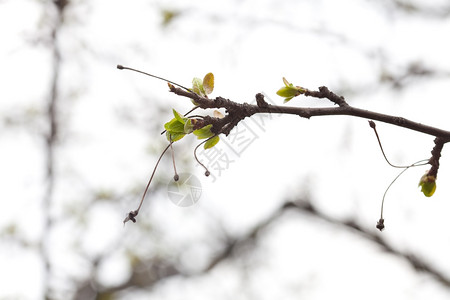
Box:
(2, 0), (450, 299)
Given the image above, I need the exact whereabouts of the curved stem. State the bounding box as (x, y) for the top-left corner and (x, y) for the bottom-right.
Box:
(369, 120), (428, 169)
(124, 141), (173, 224)
(194, 137), (213, 176)
(169, 138), (178, 180)
(137, 143), (172, 212)
(379, 159), (429, 221)
(117, 65), (191, 92)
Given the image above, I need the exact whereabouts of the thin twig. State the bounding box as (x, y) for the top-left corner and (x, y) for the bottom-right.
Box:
(169, 85), (450, 140)
(138, 142), (172, 211)
(368, 120), (428, 168)
(377, 159), (429, 231)
(194, 138), (213, 176)
(123, 142), (172, 224)
(169, 137), (179, 181)
(117, 65), (192, 92)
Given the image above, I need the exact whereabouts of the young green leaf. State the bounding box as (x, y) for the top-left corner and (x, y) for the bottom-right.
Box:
(164, 118), (185, 133)
(418, 172), (436, 197)
(166, 131), (186, 142)
(276, 77), (306, 103)
(173, 109), (185, 124)
(204, 135), (220, 149)
(203, 73), (214, 95)
(193, 124), (214, 139)
(183, 118), (194, 134)
(192, 77), (205, 96)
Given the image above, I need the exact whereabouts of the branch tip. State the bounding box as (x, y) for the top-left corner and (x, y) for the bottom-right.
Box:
(376, 218), (385, 231)
(123, 210), (138, 225)
(256, 93), (269, 108)
(194, 139), (212, 176)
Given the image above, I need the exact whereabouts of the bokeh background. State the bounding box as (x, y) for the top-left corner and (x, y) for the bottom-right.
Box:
(2, 0), (450, 299)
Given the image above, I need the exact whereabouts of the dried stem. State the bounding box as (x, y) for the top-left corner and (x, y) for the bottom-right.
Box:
(123, 142), (172, 224)
(117, 65), (192, 92)
(194, 138), (212, 177)
(170, 138), (179, 181)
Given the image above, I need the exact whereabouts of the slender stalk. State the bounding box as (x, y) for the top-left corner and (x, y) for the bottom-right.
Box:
(124, 142), (172, 224)
(194, 138), (212, 176)
(378, 159), (428, 230)
(138, 143), (172, 211)
(369, 120), (429, 169)
(117, 65), (191, 92)
(170, 138), (179, 181)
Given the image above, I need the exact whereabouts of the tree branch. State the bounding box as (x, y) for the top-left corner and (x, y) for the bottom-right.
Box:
(200, 198), (450, 289)
(284, 199), (450, 288)
(169, 85), (450, 140)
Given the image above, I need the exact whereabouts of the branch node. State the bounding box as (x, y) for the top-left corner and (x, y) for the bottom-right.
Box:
(393, 117), (407, 126)
(255, 93), (269, 108)
(123, 210), (138, 225)
(376, 218), (385, 231)
(428, 137), (446, 178)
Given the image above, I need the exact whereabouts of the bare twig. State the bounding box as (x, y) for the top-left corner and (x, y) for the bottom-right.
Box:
(169, 85), (450, 140)
(123, 142), (173, 225)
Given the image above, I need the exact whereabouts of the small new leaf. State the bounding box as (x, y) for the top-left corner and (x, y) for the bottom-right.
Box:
(276, 77), (305, 103)
(203, 73), (214, 95)
(204, 135), (220, 149)
(166, 131), (185, 142)
(418, 171), (436, 197)
(164, 118), (185, 133)
(193, 124), (214, 139)
(184, 119), (194, 134)
(173, 109), (185, 124)
(165, 112), (188, 142)
(192, 77), (205, 97)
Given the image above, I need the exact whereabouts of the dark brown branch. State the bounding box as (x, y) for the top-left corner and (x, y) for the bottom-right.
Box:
(169, 85), (450, 140)
(304, 86), (349, 107)
(123, 142), (173, 225)
(428, 137), (446, 177)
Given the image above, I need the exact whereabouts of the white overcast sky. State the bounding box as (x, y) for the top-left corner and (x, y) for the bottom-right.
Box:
(1, 0), (450, 299)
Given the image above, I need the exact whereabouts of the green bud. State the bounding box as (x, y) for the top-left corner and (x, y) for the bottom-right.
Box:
(192, 77), (205, 96)
(172, 109), (186, 124)
(276, 77), (305, 103)
(418, 171), (436, 197)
